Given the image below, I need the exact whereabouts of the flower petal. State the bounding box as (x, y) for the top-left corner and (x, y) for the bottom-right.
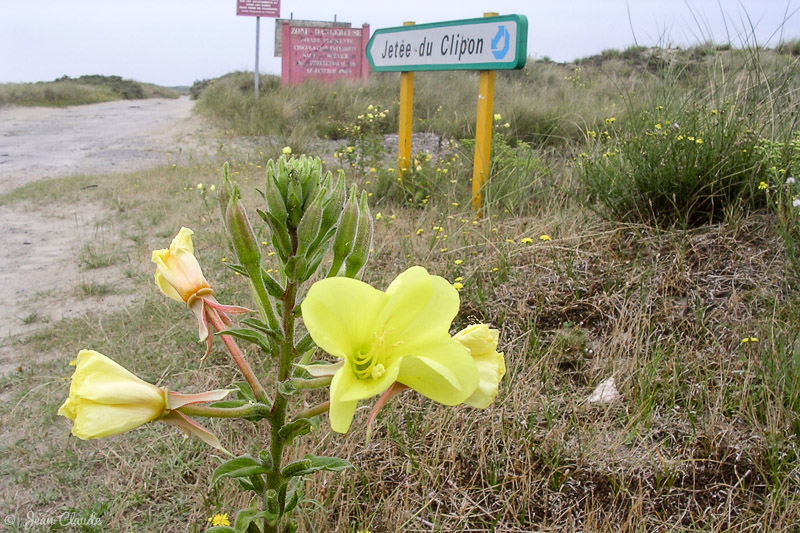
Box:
(379, 266), (460, 347)
(397, 335), (478, 405)
(301, 276), (388, 359)
(328, 366), (360, 433)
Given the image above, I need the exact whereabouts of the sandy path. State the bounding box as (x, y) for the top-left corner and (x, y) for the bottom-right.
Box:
(0, 97), (203, 370)
(0, 96), (197, 193)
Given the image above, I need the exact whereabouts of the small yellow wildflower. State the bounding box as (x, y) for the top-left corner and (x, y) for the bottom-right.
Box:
(695, 138), (704, 144)
(493, 113), (502, 121)
(520, 237), (534, 244)
(605, 117), (616, 124)
(740, 337), (759, 344)
(346, 146), (355, 153)
(282, 146), (292, 155)
(453, 282), (464, 290)
(758, 181), (769, 191)
(454, 276), (463, 282)
(69, 359), (77, 367)
(210, 185), (216, 191)
(440, 248), (448, 253)
(375, 212), (383, 220)
(208, 514), (231, 527)
(505, 238), (515, 244)
(415, 228), (424, 235)
(539, 234), (551, 241)
(491, 267), (499, 272)
(454, 259), (464, 265)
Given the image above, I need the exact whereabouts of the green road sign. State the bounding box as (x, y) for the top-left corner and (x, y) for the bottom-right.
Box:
(366, 14), (527, 72)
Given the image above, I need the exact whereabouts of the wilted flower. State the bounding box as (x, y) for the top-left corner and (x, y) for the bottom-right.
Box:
(152, 228), (249, 356)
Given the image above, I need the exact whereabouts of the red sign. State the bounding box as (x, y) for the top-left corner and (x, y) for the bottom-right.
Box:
(236, 0), (279, 17)
(282, 23), (370, 85)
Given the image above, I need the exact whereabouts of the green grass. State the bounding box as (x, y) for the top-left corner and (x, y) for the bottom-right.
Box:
(1, 42), (800, 532)
(0, 75), (180, 107)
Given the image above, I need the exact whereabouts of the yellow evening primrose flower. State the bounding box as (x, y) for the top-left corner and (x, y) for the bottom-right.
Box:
(301, 266), (479, 433)
(453, 324), (506, 408)
(208, 514), (231, 527)
(152, 228), (249, 356)
(58, 350), (230, 443)
(152, 227), (210, 303)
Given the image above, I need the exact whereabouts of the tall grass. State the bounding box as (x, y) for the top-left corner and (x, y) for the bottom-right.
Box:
(0, 75), (180, 107)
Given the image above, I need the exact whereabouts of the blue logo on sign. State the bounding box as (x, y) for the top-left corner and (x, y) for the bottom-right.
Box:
(491, 25), (510, 59)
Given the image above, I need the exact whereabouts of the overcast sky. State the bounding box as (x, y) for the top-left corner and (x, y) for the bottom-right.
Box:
(1, 0), (798, 86)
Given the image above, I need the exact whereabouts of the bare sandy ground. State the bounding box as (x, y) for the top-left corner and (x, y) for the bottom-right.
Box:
(0, 96), (205, 372)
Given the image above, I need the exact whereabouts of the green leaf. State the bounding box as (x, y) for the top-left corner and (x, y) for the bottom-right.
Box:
(278, 417), (318, 446)
(219, 328), (274, 353)
(212, 455), (268, 486)
(280, 454), (353, 479)
(234, 507), (276, 533)
(260, 269), (285, 297)
(233, 382), (256, 403)
(224, 262), (249, 277)
(278, 379), (299, 397)
(241, 319), (284, 343)
(294, 333), (315, 354)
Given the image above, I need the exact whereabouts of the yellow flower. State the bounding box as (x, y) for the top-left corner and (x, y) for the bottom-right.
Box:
(493, 113), (502, 121)
(208, 514), (231, 527)
(152, 227), (210, 303)
(301, 267), (479, 433)
(539, 234), (551, 241)
(59, 350), (231, 446)
(453, 282), (464, 290)
(58, 350), (166, 439)
(415, 228), (424, 235)
(152, 228), (249, 354)
(282, 146), (292, 155)
(453, 324), (505, 408)
(454, 259), (464, 265)
(758, 181), (769, 191)
(375, 212), (383, 220)
(740, 337), (759, 344)
(520, 237), (534, 244)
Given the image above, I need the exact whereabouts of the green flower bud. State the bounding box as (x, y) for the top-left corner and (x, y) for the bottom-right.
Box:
(344, 190), (373, 278)
(295, 187), (325, 257)
(328, 185), (359, 277)
(265, 174), (287, 226)
(287, 177), (304, 229)
(225, 188), (262, 278)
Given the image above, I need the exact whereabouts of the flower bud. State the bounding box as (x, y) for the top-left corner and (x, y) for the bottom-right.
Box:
(265, 174), (287, 226)
(328, 185), (359, 276)
(453, 324), (506, 408)
(225, 186), (262, 278)
(295, 187), (325, 257)
(286, 177), (304, 229)
(344, 190), (373, 278)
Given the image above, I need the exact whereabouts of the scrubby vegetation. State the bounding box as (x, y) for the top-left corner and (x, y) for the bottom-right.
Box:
(3, 41), (800, 532)
(0, 74), (180, 107)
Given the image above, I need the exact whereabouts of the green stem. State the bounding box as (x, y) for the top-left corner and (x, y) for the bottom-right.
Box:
(177, 403), (271, 418)
(248, 272), (280, 331)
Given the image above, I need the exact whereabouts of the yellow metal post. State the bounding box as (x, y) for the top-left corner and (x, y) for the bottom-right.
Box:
(398, 21), (415, 178)
(471, 70), (496, 213)
(471, 12), (499, 214)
